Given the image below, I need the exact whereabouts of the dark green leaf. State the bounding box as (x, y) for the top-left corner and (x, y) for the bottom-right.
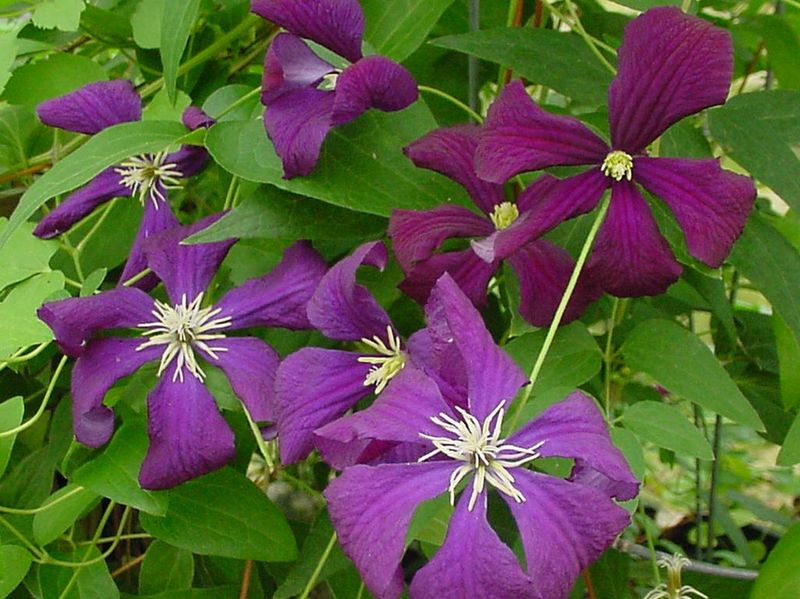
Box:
(777, 411), (800, 466)
(160, 0), (201, 102)
(362, 0), (457, 62)
(621, 401), (714, 460)
(750, 522), (800, 599)
(37, 548), (119, 599)
(32, 485), (101, 546)
(139, 541), (194, 596)
(754, 15), (800, 91)
(0, 396), (23, 478)
(3, 53), (106, 106)
(0, 545), (33, 597)
(123, 587), (240, 599)
(773, 314), (800, 410)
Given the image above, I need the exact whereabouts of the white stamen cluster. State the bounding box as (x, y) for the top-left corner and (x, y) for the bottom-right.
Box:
(601, 150), (634, 181)
(136, 293), (232, 382)
(357, 326), (406, 394)
(489, 201), (520, 230)
(643, 555), (708, 599)
(115, 151), (184, 209)
(418, 400), (544, 511)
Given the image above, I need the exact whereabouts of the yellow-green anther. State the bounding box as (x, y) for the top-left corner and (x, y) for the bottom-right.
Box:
(601, 150), (634, 182)
(489, 202), (520, 230)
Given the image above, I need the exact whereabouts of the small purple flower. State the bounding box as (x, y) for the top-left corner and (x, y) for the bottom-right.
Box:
(251, 0), (419, 178)
(34, 80), (214, 288)
(323, 275), (639, 599)
(38, 216), (327, 489)
(390, 125), (601, 327)
(475, 7), (756, 297)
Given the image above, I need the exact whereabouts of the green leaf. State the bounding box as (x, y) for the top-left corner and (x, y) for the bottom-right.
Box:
(622, 319), (764, 430)
(132, 0), (165, 49)
(0, 28), (20, 96)
(0, 545), (33, 597)
(32, 0), (86, 32)
(0, 120), (188, 249)
(621, 401), (714, 460)
(80, 268), (107, 297)
(431, 28), (614, 106)
(777, 411), (800, 466)
(0, 272), (65, 359)
(139, 468), (297, 562)
(774, 313), (800, 410)
(160, 0), (201, 103)
(205, 104), (464, 217)
(750, 522), (800, 599)
(609, 0), (680, 11)
(72, 421), (169, 516)
(123, 587), (240, 599)
(0, 396), (23, 479)
(143, 88), (192, 122)
(754, 15), (800, 92)
(38, 547), (119, 599)
(729, 213), (800, 345)
(709, 90), (800, 212)
(187, 186), (387, 243)
(0, 218), (58, 292)
(32, 485), (101, 546)
(139, 541), (194, 596)
(3, 53), (106, 106)
(362, 0), (457, 62)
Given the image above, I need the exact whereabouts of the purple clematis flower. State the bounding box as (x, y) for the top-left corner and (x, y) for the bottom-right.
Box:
(323, 275), (639, 599)
(38, 216), (327, 489)
(390, 125), (602, 327)
(34, 80), (214, 288)
(251, 0), (419, 178)
(475, 7), (756, 297)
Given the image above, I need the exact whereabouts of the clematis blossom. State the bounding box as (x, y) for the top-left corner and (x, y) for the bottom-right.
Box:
(390, 125), (601, 326)
(252, 0), (418, 178)
(38, 216), (327, 489)
(475, 7), (756, 297)
(323, 275), (639, 599)
(34, 81), (215, 289)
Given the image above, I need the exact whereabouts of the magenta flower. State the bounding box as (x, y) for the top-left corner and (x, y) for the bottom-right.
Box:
(252, 0), (419, 178)
(34, 81), (214, 289)
(475, 7), (756, 297)
(38, 216), (326, 489)
(390, 125), (601, 327)
(323, 275), (639, 599)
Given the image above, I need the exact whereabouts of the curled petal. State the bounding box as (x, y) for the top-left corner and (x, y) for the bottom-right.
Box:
(119, 198), (180, 291)
(36, 80), (142, 135)
(181, 106), (215, 130)
(262, 33), (336, 104)
(399, 249), (497, 308)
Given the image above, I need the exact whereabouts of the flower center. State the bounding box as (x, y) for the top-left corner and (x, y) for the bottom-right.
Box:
(418, 400), (544, 511)
(489, 202), (520, 230)
(318, 70), (341, 91)
(136, 292), (232, 382)
(643, 554), (708, 599)
(601, 150), (633, 181)
(115, 151), (184, 209)
(357, 326), (406, 394)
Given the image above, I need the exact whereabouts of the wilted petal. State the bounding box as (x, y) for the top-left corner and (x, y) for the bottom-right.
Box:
(609, 7), (733, 153)
(215, 241), (327, 331)
(251, 0), (365, 63)
(32, 169), (131, 239)
(36, 80), (142, 135)
(38, 287), (155, 357)
(262, 33), (336, 104)
(410, 493), (538, 599)
(476, 81), (608, 184)
(119, 198), (179, 290)
(399, 249), (497, 308)
(635, 157), (755, 267)
(139, 365), (236, 490)
(324, 462), (456, 599)
(389, 206), (493, 272)
(181, 106), (215, 130)
(71, 338), (160, 448)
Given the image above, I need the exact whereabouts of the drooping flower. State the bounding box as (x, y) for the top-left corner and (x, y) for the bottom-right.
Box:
(251, 0), (418, 178)
(38, 216), (327, 489)
(390, 125), (601, 326)
(323, 275), (639, 599)
(475, 7), (756, 297)
(643, 554), (707, 599)
(34, 81), (214, 288)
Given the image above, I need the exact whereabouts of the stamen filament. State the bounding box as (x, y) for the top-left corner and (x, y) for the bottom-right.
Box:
(357, 326), (406, 393)
(115, 151), (184, 209)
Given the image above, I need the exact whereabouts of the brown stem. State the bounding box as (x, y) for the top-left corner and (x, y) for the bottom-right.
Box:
(239, 560), (254, 599)
(582, 569), (597, 599)
(737, 41), (765, 94)
(111, 554), (145, 578)
(534, 0), (543, 27)
(503, 0), (527, 84)
(0, 162), (50, 184)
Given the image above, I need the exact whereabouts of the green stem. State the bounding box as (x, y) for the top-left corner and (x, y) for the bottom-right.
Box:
(214, 87), (261, 121)
(0, 355), (68, 438)
(562, 0), (617, 74)
(0, 341), (50, 365)
(418, 85), (483, 123)
(604, 297), (621, 419)
(0, 515), (45, 560)
(356, 582), (365, 599)
(0, 486), (86, 515)
(122, 268), (153, 287)
(299, 531), (338, 599)
(76, 198), (118, 253)
(223, 176), (240, 211)
(468, 0), (481, 112)
(509, 194), (610, 430)
(48, 506), (130, 569)
(242, 406), (275, 472)
(706, 415), (723, 560)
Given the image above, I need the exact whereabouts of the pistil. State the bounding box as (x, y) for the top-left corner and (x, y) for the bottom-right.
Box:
(489, 201), (520, 230)
(115, 151), (184, 208)
(358, 326), (406, 394)
(601, 150), (634, 181)
(643, 554), (708, 599)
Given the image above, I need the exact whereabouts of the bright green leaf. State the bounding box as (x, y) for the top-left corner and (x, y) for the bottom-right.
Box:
(777, 411), (800, 466)
(32, 485), (100, 546)
(139, 541), (194, 596)
(0, 396), (24, 478)
(754, 15), (800, 92)
(4, 53), (106, 106)
(160, 0), (201, 102)
(132, 0), (165, 49)
(621, 401), (714, 460)
(38, 547), (119, 599)
(80, 268), (107, 297)
(32, 0), (86, 32)
(143, 88), (192, 122)
(773, 313), (800, 410)
(0, 272), (65, 359)
(362, 0), (457, 62)
(611, 427), (645, 481)
(0, 545), (33, 597)
(0, 218), (58, 292)
(750, 523), (800, 599)
(0, 28), (20, 95)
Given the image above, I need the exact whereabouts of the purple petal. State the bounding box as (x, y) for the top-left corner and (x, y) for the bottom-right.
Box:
(609, 7), (733, 153)
(165, 145), (209, 179)
(119, 198), (180, 291)
(276, 348), (371, 464)
(475, 81), (608, 183)
(143, 214), (236, 305)
(332, 56), (418, 125)
(71, 338), (160, 448)
(389, 206), (493, 272)
(307, 241), (391, 341)
(263, 88), (335, 179)
(508, 391), (640, 501)
(426, 274), (527, 421)
(200, 336), (280, 424)
(507, 240), (602, 328)
(406, 328), (468, 411)
(515, 173), (560, 213)
(139, 366), (236, 490)
(634, 157), (755, 267)
(262, 33), (336, 104)
(36, 80), (142, 135)
(38, 288), (155, 357)
(398, 249), (497, 308)
(32, 168), (131, 239)
(251, 0), (365, 63)
(506, 471), (631, 599)
(181, 106), (215, 130)
(586, 181), (682, 297)
(404, 125), (505, 215)
(214, 241), (327, 331)
(324, 462), (456, 599)
(410, 493), (537, 599)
